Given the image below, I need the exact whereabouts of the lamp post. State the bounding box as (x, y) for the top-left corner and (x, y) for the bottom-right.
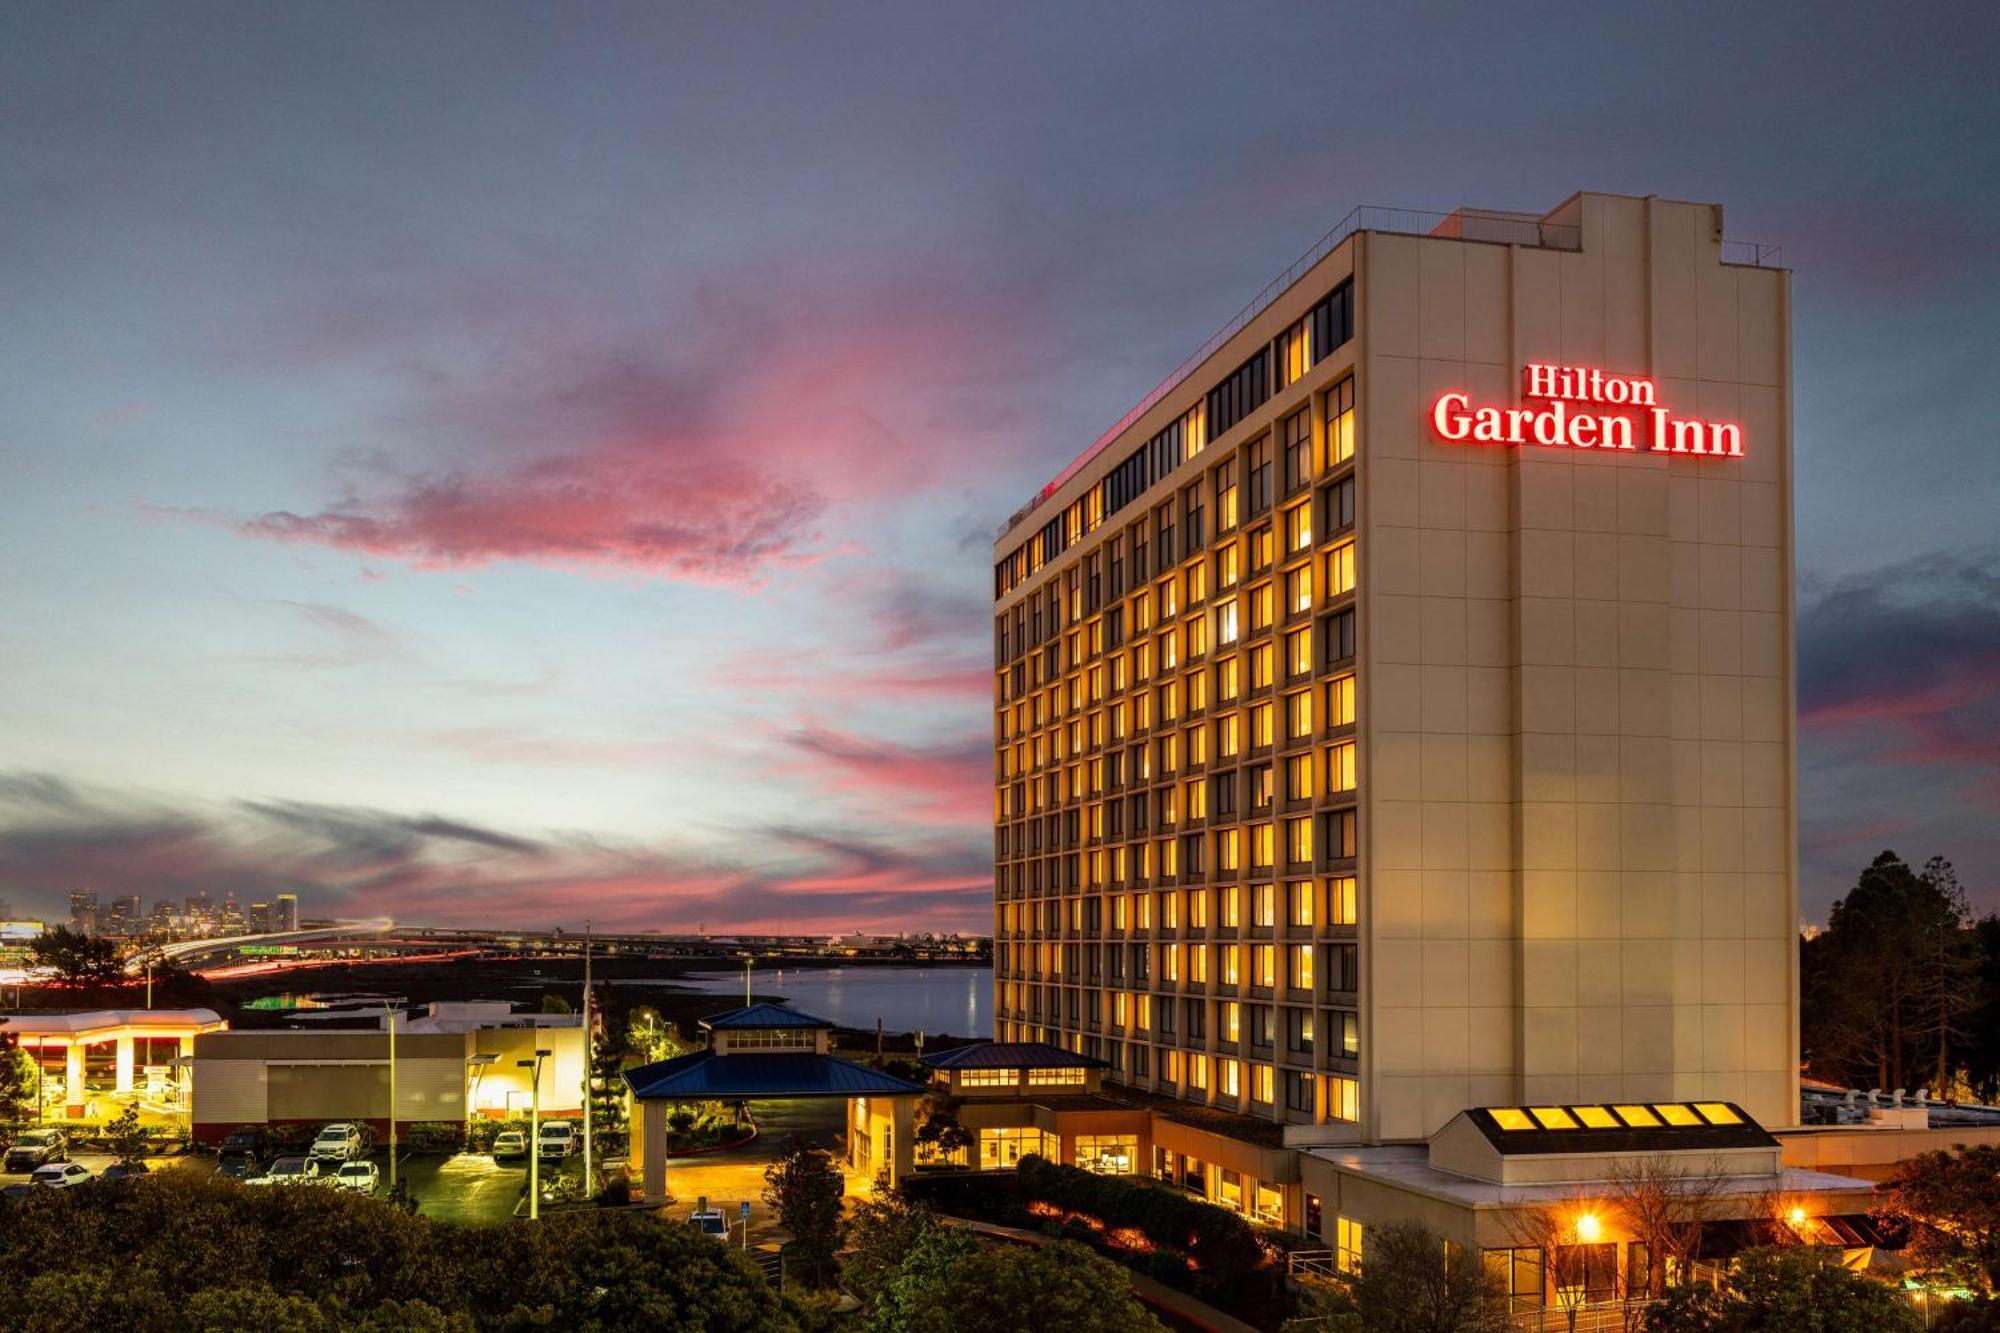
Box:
(466, 1053), (499, 1149)
(386, 1004), (400, 1191)
(518, 1048), (551, 1220)
(581, 922), (592, 1201)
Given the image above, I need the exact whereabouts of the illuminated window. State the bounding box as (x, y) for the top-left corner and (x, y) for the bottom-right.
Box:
(1250, 642), (1274, 688)
(1286, 627), (1312, 678)
(958, 1068), (1019, 1089)
(1249, 701), (1274, 746)
(1249, 583), (1273, 632)
(1327, 673), (1356, 727)
(1188, 943), (1208, 983)
(1025, 1067), (1087, 1087)
(1075, 1134), (1138, 1175)
(1286, 816), (1313, 866)
(1287, 880), (1314, 926)
(979, 1126), (1055, 1170)
(1284, 501), (1312, 553)
(1188, 1053), (1209, 1091)
(1327, 378), (1355, 464)
(1249, 524), (1272, 572)
(1221, 943), (1241, 985)
(1529, 1107), (1580, 1130)
(1219, 1058), (1240, 1098)
(1187, 887), (1208, 929)
(1253, 882), (1276, 928)
(1285, 564), (1312, 615)
(1326, 740), (1356, 793)
(1291, 944), (1313, 990)
(1694, 1102), (1742, 1125)
(1253, 944), (1276, 988)
(1216, 713), (1240, 758)
(1328, 1075), (1360, 1123)
(1327, 876), (1358, 926)
(1325, 539), (1356, 596)
(1654, 1104), (1701, 1127)
(1216, 601), (1238, 645)
(1221, 1001), (1240, 1042)
(1250, 823), (1274, 871)
(1287, 689), (1314, 738)
(1219, 885), (1240, 928)
(1215, 828), (1240, 872)
(1336, 1216), (1364, 1273)
(1491, 1107), (1536, 1131)
(1163, 943), (1180, 982)
(1574, 1106), (1619, 1129)
(1216, 657), (1239, 702)
(1252, 1064), (1275, 1105)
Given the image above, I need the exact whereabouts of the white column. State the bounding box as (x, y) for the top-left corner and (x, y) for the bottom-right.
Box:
(65, 1043), (85, 1114)
(115, 1036), (136, 1094)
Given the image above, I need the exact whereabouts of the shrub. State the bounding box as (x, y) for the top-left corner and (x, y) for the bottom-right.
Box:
(402, 1122), (466, 1155)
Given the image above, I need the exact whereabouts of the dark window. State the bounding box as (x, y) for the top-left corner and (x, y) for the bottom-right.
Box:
(1325, 944), (1359, 992)
(1207, 347), (1272, 439)
(1286, 1071), (1316, 1114)
(1320, 810), (1357, 862)
(1323, 475), (1356, 533)
(1248, 437), (1272, 514)
(1323, 608), (1356, 664)
(1282, 409), (1310, 492)
(1308, 280), (1354, 364)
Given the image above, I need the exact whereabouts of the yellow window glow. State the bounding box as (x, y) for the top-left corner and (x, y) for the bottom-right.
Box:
(1490, 1108), (1535, 1131)
(1654, 1104), (1701, 1126)
(1574, 1106), (1619, 1129)
(1612, 1104), (1662, 1128)
(1528, 1106), (1579, 1130)
(1694, 1102), (1742, 1125)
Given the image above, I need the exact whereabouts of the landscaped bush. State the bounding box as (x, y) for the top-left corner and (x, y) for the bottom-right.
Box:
(402, 1121), (465, 1154)
(466, 1118), (529, 1153)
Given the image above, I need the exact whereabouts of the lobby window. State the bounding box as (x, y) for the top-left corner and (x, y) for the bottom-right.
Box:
(1325, 376), (1356, 464)
(1328, 1075), (1360, 1123)
(1290, 944), (1314, 990)
(1026, 1066), (1087, 1088)
(1326, 740), (1356, 794)
(1328, 875), (1357, 925)
(1336, 1215), (1364, 1274)
(1286, 689), (1314, 738)
(1287, 880), (1313, 927)
(1286, 816), (1313, 867)
(1325, 538), (1355, 597)
(980, 1127), (1056, 1171)
(1327, 673), (1356, 727)
(1282, 409), (1310, 493)
(1075, 1134), (1138, 1175)
(1285, 564), (1312, 616)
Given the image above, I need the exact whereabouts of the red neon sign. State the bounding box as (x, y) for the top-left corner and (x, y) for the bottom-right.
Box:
(1430, 364), (1742, 458)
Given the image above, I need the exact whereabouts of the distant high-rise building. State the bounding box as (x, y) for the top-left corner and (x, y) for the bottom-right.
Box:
(248, 901), (272, 934)
(219, 893), (246, 934)
(0, 897), (14, 921)
(104, 895), (142, 936)
(68, 890), (100, 934)
(276, 893), (299, 932)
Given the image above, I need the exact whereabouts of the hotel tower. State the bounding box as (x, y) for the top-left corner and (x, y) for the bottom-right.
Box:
(991, 191), (1797, 1157)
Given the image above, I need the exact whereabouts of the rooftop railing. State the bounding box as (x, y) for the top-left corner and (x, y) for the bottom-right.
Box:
(1002, 205), (1782, 538)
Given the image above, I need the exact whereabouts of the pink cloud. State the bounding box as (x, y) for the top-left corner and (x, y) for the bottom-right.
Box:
(775, 723), (989, 828)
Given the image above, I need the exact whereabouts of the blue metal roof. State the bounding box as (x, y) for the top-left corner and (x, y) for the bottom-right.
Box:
(623, 1050), (923, 1100)
(922, 1041), (1108, 1070)
(698, 1002), (835, 1031)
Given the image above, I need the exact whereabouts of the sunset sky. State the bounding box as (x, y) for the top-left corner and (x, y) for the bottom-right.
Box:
(3, 3), (1995, 932)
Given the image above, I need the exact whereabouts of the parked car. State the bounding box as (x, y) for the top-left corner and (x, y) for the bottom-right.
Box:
(535, 1121), (577, 1159)
(309, 1123), (367, 1162)
(218, 1127), (266, 1159)
(99, 1161), (151, 1183)
(491, 1130), (529, 1162)
(217, 1153), (263, 1180)
(30, 1162), (92, 1189)
(0, 1182), (33, 1202)
(686, 1208), (728, 1237)
(4, 1130), (68, 1173)
(333, 1161), (380, 1194)
(246, 1156), (326, 1186)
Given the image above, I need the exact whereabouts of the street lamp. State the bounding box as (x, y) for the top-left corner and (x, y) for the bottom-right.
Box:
(518, 1049), (552, 1220)
(466, 1053), (499, 1149)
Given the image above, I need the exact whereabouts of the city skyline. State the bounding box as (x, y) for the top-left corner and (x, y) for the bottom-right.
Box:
(3, 3), (1996, 934)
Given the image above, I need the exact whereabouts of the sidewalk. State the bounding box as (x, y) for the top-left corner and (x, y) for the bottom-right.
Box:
(945, 1216), (1263, 1333)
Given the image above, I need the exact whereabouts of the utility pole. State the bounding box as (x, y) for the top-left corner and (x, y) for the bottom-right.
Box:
(519, 1050), (550, 1220)
(581, 922), (592, 1201)
(743, 955), (752, 1007)
(387, 1004), (399, 1190)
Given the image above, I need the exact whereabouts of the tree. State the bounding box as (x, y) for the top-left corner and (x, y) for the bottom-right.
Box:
(1337, 1221), (1510, 1333)
(1962, 916), (2000, 1104)
(1802, 851), (1982, 1094)
(1608, 1156), (1728, 1298)
(867, 1227), (1163, 1333)
(1642, 1246), (1920, 1332)
(105, 1105), (150, 1166)
(539, 993), (573, 1015)
(1882, 1144), (2000, 1296)
(762, 1133), (846, 1286)
(1503, 1193), (1612, 1333)
(846, 1171), (945, 1309)
(28, 926), (123, 986)
(0, 1025), (36, 1128)
(912, 1093), (974, 1168)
